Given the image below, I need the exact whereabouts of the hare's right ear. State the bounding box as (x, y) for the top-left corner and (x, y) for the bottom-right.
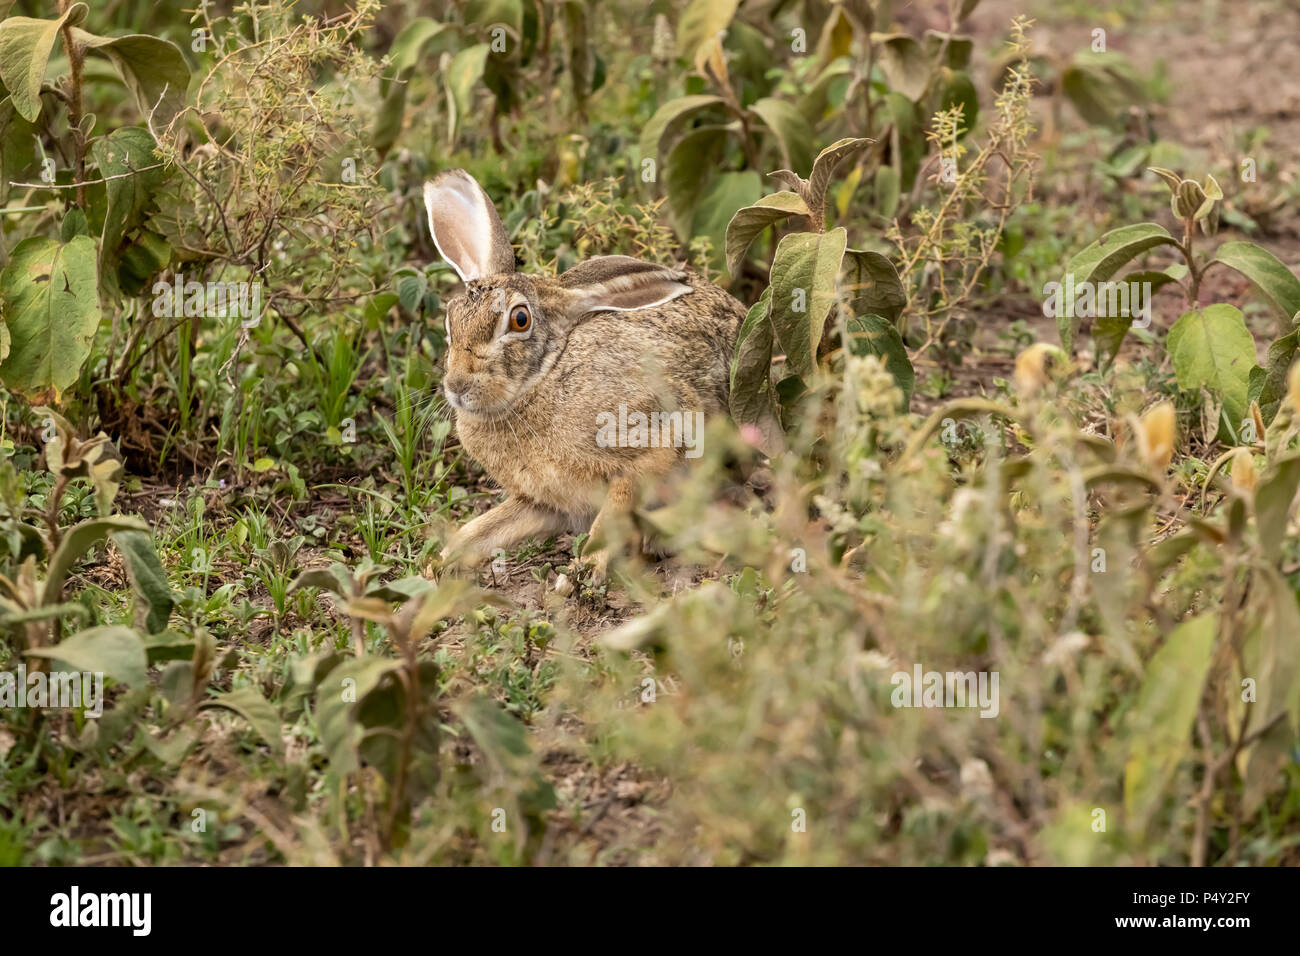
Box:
(423, 170), (515, 282)
(559, 256), (693, 315)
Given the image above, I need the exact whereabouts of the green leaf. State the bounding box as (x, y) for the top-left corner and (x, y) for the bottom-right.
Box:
(750, 97), (813, 177)
(70, 29), (190, 128)
(768, 227), (848, 379)
(872, 33), (930, 101)
(1058, 224), (1177, 352)
(723, 191), (809, 277)
(677, 0), (739, 61)
(806, 136), (871, 226)
(0, 96), (38, 205)
(729, 288), (782, 445)
(841, 248), (905, 325)
(444, 43), (489, 145)
(689, 170), (761, 275)
(0, 235), (102, 403)
(89, 126), (164, 283)
(846, 314), (913, 408)
(1213, 241), (1300, 321)
(0, 6), (84, 122)
(1247, 331), (1296, 426)
(42, 515), (149, 606)
(664, 125), (728, 240)
(938, 68), (978, 135)
(873, 164), (900, 218)
(1240, 568), (1300, 816)
(1167, 304), (1256, 435)
(26, 625), (148, 687)
(1061, 50), (1146, 129)
(638, 94), (726, 169)
(111, 529), (174, 635)
(1123, 613), (1216, 826)
(199, 687), (283, 756)
(1255, 453), (1300, 563)
(388, 17), (449, 73)
(315, 656), (403, 775)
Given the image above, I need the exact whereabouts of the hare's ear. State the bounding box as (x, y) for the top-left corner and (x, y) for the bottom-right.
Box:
(423, 170), (515, 282)
(559, 256), (693, 314)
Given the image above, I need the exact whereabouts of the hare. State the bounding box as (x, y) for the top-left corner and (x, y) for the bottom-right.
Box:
(425, 169), (746, 582)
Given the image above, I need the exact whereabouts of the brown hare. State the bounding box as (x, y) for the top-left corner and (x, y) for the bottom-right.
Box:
(425, 169), (746, 582)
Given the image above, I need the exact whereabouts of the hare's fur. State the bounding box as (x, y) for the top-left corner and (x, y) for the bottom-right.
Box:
(426, 170), (745, 580)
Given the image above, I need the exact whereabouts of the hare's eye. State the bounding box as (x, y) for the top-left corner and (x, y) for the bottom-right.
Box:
(508, 305), (531, 333)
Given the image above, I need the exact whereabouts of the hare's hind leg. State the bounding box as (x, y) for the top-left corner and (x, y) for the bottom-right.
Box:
(441, 496), (570, 569)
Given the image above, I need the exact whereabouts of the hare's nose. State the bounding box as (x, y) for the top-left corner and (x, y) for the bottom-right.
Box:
(444, 372), (471, 395)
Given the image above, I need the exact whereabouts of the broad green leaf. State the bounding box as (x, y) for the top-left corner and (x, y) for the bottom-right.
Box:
(1123, 613), (1215, 826)
(1058, 223), (1177, 351)
(689, 169), (761, 274)
(664, 125), (728, 240)
(1255, 453), (1300, 562)
(1060, 50), (1146, 129)
(938, 68), (978, 135)
(1167, 304), (1256, 434)
(444, 43), (489, 145)
(723, 191), (810, 277)
(769, 227), (848, 379)
(841, 248), (905, 325)
(638, 94), (726, 168)
(846, 314), (913, 408)
(922, 30), (974, 70)
(750, 97), (813, 177)
(0, 5), (85, 122)
(677, 0), (739, 61)
(111, 529), (174, 635)
(1213, 241), (1300, 321)
(729, 288), (781, 444)
(0, 96), (38, 204)
(26, 625), (148, 687)
(872, 33), (930, 101)
(0, 236), (101, 403)
(1064, 223), (1178, 285)
(1247, 330), (1296, 426)
(1239, 568), (1300, 816)
(315, 656), (404, 776)
(388, 17), (449, 73)
(199, 687), (283, 756)
(42, 515), (149, 606)
(141, 630), (195, 664)
(89, 126), (164, 282)
(70, 29), (190, 128)
(873, 164), (900, 218)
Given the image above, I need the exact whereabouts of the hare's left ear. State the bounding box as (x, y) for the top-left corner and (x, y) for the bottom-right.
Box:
(559, 256), (693, 315)
(423, 170), (515, 282)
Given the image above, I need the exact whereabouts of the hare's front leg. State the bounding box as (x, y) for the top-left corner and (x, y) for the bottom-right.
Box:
(441, 497), (569, 569)
(582, 475), (642, 585)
